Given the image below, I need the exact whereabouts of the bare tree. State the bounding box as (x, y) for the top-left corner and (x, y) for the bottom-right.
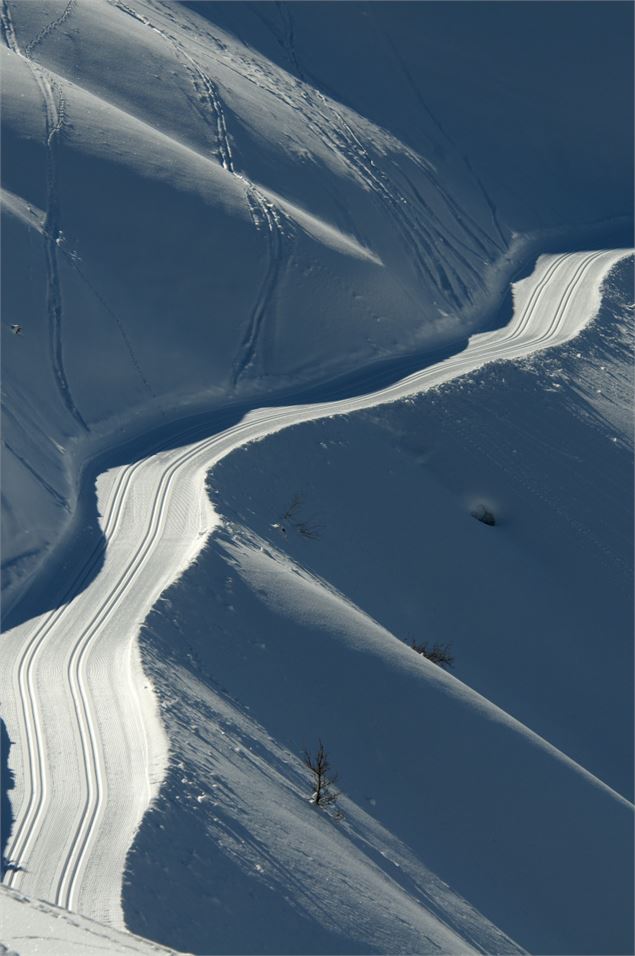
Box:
(276, 493), (322, 540)
(303, 740), (339, 808)
(282, 494), (304, 521)
(296, 517), (322, 540)
(410, 640), (454, 670)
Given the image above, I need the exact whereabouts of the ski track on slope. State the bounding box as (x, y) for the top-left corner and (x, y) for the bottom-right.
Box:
(1, 0), (88, 432)
(304, 96), (472, 308)
(0, 249), (630, 932)
(238, 0), (501, 291)
(174, 36), (290, 380)
(275, 1), (305, 83)
(108, 0), (288, 381)
(232, 195), (288, 385)
(110, 0), (237, 173)
(370, 13), (509, 255)
(3, 441), (69, 511)
(114, 0), (497, 310)
(23, 0), (77, 60)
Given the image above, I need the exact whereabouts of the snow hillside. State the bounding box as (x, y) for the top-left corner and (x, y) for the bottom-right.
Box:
(205, 255), (635, 801)
(1, 0), (632, 603)
(0, 884), (188, 956)
(1, 3), (633, 955)
(1, 0), (504, 598)
(196, 0), (634, 231)
(120, 254), (634, 956)
(2, 242), (630, 952)
(1, 245), (627, 930)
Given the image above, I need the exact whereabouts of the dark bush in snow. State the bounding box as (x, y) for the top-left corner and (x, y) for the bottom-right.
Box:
(276, 494), (322, 539)
(410, 641), (455, 670)
(303, 740), (339, 808)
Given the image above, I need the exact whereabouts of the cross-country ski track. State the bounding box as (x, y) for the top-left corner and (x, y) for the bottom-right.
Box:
(0, 248), (631, 927)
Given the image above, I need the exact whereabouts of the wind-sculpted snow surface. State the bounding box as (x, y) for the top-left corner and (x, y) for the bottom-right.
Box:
(2, 0), (633, 601)
(1, 0), (533, 598)
(1, 3), (634, 953)
(203, 1), (633, 231)
(126, 252), (633, 956)
(1, 252), (630, 954)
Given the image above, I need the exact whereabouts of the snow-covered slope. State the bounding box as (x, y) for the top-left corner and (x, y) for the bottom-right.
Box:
(0, 884), (186, 956)
(2, 245), (630, 953)
(204, 254), (635, 801)
(1, 0), (632, 602)
(1, 0), (509, 598)
(1, 3), (633, 955)
(121, 256), (633, 955)
(201, 0), (633, 231)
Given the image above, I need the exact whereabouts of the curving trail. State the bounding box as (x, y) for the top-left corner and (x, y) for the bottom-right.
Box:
(0, 249), (630, 926)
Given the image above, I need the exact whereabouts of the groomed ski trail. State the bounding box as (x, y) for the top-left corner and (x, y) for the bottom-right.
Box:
(0, 249), (630, 927)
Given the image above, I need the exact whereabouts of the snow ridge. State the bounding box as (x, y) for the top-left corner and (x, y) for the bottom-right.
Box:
(1, 250), (629, 938)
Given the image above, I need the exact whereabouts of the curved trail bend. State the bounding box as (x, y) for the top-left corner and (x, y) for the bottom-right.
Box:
(0, 249), (630, 925)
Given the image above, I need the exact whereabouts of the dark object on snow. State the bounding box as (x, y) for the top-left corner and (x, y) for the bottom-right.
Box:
(9, 324), (22, 335)
(410, 640), (454, 669)
(471, 503), (496, 526)
(303, 740), (339, 808)
(278, 493), (322, 540)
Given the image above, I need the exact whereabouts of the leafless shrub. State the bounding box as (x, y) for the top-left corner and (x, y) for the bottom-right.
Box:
(303, 740), (339, 808)
(296, 519), (322, 540)
(277, 494), (322, 540)
(410, 640), (454, 670)
(282, 494), (304, 521)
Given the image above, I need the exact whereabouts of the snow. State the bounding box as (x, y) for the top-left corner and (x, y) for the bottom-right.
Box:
(2, 0), (632, 602)
(0, 884), (186, 955)
(0, 0), (502, 599)
(2, 249), (630, 954)
(1, 2), (633, 954)
(125, 256), (633, 956)
(200, 1), (633, 230)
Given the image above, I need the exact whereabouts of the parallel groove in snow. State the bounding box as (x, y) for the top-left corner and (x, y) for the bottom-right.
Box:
(1, 0), (89, 432)
(0, 249), (630, 926)
(3, 464), (136, 890)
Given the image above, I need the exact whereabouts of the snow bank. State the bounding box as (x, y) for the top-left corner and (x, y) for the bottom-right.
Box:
(123, 256), (633, 955)
(1, 0), (512, 597)
(2, 0), (632, 600)
(0, 884), (187, 955)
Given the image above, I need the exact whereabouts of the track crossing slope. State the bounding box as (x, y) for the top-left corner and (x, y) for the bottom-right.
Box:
(0, 249), (630, 926)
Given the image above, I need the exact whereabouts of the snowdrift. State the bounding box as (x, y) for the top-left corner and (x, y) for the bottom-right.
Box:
(2, 0), (632, 599)
(124, 259), (633, 954)
(0, 884), (186, 956)
(2, 0), (506, 596)
(1, 4), (633, 954)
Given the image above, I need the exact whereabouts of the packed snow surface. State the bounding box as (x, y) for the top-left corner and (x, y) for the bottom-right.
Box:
(1, 1), (633, 954)
(126, 255), (633, 956)
(1, 0), (632, 600)
(0, 0), (509, 596)
(1, 251), (631, 954)
(0, 884), (186, 955)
